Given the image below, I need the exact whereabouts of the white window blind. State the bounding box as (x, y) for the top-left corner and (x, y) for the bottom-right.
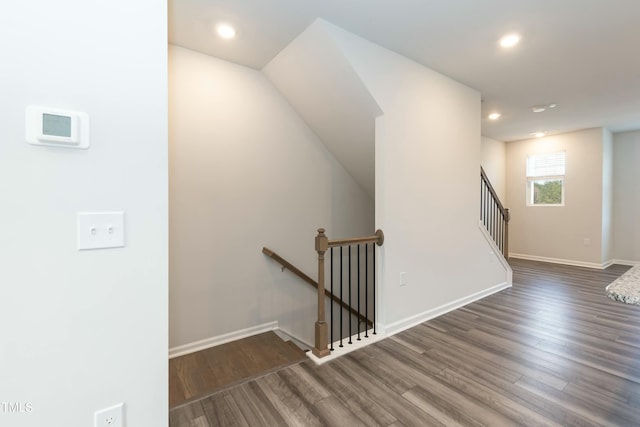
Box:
(526, 152), (565, 177)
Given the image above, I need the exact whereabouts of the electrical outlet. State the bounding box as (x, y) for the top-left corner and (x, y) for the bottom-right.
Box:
(583, 238), (591, 246)
(400, 272), (407, 286)
(95, 403), (124, 427)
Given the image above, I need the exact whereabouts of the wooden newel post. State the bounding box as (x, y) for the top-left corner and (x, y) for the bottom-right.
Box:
(313, 228), (331, 357)
(504, 208), (510, 260)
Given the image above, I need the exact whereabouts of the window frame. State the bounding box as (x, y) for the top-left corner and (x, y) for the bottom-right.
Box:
(526, 176), (565, 207)
(525, 151), (566, 207)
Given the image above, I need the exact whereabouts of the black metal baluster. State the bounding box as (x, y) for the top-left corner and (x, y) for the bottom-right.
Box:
(484, 184), (487, 225)
(365, 244), (369, 338)
(500, 211), (504, 252)
(348, 245), (352, 344)
(498, 209), (502, 251)
(486, 184), (490, 228)
(357, 244), (361, 341)
(493, 199), (496, 240)
(503, 211), (506, 252)
(495, 199), (498, 242)
(484, 185), (489, 228)
(339, 246), (343, 348)
(480, 177), (483, 219)
(488, 191), (491, 234)
(373, 241), (377, 335)
(481, 183), (484, 222)
(494, 199), (502, 243)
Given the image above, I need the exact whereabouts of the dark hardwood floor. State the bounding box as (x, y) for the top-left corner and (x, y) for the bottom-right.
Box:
(169, 331), (307, 408)
(169, 259), (640, 426)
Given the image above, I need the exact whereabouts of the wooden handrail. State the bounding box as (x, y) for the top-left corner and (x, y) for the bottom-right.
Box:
(262, 247), (317, 288)
(328, 229), (385, 248)
(262, 247), (372, 329)
(481, 167), (508, 219)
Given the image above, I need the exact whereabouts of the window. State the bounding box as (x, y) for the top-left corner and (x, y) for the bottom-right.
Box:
(526, 151), (565, 206)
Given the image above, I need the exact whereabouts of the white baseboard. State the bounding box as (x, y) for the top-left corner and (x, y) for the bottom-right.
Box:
(273, 328), (312, 350)
(610, 259), (640, 267)
(168, 321), (278, 359)
(509, 253), (610, 270)
(601, 260), (615, 269)
(384, 281), (511, 337)
(175, 282), (511, 364)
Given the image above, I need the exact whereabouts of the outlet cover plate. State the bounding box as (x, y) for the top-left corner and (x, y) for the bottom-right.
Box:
(95, 403), (124, 427)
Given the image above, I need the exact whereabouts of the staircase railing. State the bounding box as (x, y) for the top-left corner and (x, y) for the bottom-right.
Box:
(313, 228), (384, 358)
(262, 247), (372, 329)
(480, 167), (510, 258)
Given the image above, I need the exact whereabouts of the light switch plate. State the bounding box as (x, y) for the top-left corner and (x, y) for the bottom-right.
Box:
(78, 212), (125, 250)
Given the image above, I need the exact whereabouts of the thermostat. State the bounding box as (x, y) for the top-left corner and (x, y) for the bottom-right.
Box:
(26, 106), (90, 149)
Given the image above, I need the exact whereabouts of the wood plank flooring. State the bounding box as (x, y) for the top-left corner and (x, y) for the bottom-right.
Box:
(169, 259), (640, 426)
(169, 331), (307, 408)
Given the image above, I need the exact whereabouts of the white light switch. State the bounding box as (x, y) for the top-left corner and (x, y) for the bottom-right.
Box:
(78, 212), (125, 250)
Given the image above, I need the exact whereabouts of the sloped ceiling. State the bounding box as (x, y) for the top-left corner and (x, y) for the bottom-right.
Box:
(263, 20), (381, 198)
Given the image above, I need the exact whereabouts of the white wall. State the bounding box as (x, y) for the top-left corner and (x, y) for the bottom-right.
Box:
(612, 130), (640, 262)
(506, 128), (605, 266)
(481, 136), (507, 202)
(0, 1), (167, 426)
(169, 46), (374, 349)
(323, 22), (508, 331)
(263, 22), (381, 198)
(601, 129), (613, 263)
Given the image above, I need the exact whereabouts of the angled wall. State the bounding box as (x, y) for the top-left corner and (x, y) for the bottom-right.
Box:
(319, 21), (509, 332)
(263, 21), (382, 198)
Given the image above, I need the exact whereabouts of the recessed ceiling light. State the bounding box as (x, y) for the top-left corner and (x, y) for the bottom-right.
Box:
(216, 23), (236, 40)
(530, 132), (546, 138)
(499, 33), (520, 48)
(488, 112), (502, 120)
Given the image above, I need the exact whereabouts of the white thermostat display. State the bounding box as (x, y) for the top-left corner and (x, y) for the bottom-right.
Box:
(26, 106), (90, 149)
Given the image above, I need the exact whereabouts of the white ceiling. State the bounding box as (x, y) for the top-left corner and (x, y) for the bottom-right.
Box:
(169, 0), (640, 142)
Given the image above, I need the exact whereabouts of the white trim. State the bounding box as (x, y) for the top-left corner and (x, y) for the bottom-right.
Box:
(478, 221), (513, 286)
(307, 329), (387, 365)
(168, 321), (278, 359)
(508, 253), (612, 270)
(610, 259), (640, 267)
(383, 281), (510, 337)
(309, 280), (511, 365)
(273, 328), (312, 350)
(601, 260), (615, 269)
